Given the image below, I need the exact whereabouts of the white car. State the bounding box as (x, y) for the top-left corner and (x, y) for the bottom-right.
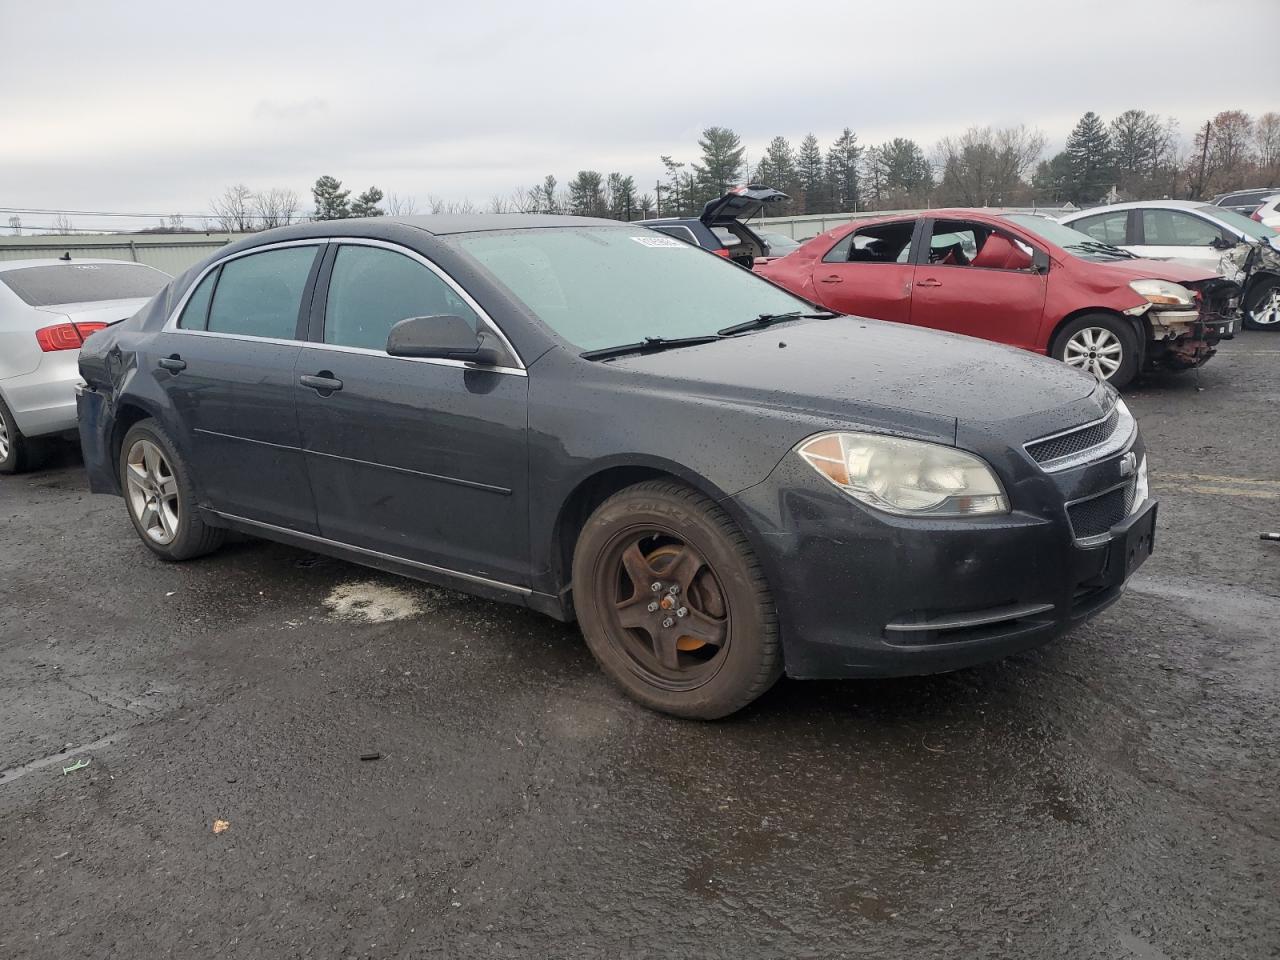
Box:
(0, 258), (169, 473)
(1060, 200), (1280, 330)
(1252, 194), (1280, 230)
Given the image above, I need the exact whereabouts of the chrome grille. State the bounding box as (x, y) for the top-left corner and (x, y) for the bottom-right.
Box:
(1067, 480), (1135, 542)
(1026, 408), (1120, 464)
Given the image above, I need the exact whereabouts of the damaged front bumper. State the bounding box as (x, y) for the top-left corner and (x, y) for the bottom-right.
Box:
(1126, 281), (1240, 370)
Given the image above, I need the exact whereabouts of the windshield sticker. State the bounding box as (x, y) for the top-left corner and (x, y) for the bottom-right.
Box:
(630, 236), (688, 248)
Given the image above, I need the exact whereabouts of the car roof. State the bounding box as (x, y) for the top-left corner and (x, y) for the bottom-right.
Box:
(1063, 200), (1210, 216)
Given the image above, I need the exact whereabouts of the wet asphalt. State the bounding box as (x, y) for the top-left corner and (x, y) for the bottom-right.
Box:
(1, 332), (1278, 959)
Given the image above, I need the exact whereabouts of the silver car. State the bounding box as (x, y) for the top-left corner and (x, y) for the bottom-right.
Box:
(0, 258), (169, 473)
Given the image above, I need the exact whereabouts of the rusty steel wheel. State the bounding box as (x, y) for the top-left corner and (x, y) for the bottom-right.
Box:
(596, 535), (731, 690)
(572, 480), (781, 719)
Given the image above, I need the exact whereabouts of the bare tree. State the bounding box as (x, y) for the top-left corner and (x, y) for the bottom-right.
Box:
(52, 213), (75, 235)
(254, 188), (299, 229)
(488, 194), (511, 214)
(386, 193), (418, 216)
(508, 186), (538, 213)
(1255, 112), (1280, 184)
(934, 125), (1044, 206)
(211, 184), (255, 232)
(426, 195), (477, 215)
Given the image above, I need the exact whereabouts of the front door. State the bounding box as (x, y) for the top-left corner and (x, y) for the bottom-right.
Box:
(294, 241), (530, 586)
(809, 219), (918, 322)
(908, 219), (1047, 351)
(151, 242), (323, 532)
(1127, 208), (1232, 269)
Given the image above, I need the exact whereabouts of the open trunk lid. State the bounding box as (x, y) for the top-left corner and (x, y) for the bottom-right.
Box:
(699, 185), (790, 225)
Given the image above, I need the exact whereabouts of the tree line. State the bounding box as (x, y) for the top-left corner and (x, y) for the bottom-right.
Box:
(194, 106), (1278, 233)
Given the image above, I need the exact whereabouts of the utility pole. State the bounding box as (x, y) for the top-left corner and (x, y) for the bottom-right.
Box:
(1195, 120), (1212, 199)
(655, 182), (663, 218)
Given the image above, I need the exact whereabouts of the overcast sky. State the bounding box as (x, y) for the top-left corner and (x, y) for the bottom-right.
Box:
(2, 0), (1276, 233)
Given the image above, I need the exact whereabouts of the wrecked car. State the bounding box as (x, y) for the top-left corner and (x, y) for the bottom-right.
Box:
(77, 214), (1156, 719)
(1061, 199), (1279, 330)
(756, 209), (1237, 389)
(639, 185), (789, 269)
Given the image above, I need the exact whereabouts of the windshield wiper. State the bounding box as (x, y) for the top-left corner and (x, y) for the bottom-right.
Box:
(580, 335), (723, 362)
(1067, 241), (1136, 260)
(717, 309), (840, 336)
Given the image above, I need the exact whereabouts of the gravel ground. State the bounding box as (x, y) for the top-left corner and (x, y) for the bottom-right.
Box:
(1, 331), (1277, 959)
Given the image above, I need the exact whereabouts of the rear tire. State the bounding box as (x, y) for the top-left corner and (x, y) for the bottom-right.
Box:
(571, 480), (781, 719)
(1243, 276), (1280, 331)
(1051, 313), (1139, 389)
(119, 419), (224, 561)
(0, 395), (48, 475)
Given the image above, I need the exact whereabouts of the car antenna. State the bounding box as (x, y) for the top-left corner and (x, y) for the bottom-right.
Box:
(59, 251), (71, 261)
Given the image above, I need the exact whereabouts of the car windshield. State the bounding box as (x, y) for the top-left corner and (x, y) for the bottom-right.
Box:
(1004, 214), (1134, 260)
(0, 262), (168, 307)
(450, 227), (812, 352)
(1198, 205), (1278, 241)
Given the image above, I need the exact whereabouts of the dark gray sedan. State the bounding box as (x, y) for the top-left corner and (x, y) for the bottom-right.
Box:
(76, 215), (1156, 718)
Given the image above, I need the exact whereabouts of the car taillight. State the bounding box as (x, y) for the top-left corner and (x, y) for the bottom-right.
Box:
(35, 322), (108, 352)
(714, 248), (732, 257)
(1251, 206), (1264, 222)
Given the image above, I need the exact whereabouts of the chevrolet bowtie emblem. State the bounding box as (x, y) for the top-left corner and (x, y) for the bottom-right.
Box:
(1119, 452), (1137, 477)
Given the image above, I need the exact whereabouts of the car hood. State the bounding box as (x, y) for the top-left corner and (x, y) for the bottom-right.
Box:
(1078, 255), (1218, 286)
(602, 316), (1104, 445)
(700, 186), (790, 225)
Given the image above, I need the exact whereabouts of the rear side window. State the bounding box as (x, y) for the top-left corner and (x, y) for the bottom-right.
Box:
(824, 221), (916, 264)
(205, 246), (317, 339)
(177, 269), (218, 330)
(649, 224), (700, 247)
(0, 262), (167, 307)
(1072, 211), (1128, 244)
(324, 245), (480, 351)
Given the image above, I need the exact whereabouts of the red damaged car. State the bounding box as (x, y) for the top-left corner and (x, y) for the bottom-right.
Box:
(755, 209), (1239, 389)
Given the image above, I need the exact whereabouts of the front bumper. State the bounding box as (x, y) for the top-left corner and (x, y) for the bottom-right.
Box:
(729, 441), (1152, 680)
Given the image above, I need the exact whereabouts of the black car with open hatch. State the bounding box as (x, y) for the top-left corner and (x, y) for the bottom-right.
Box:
(76, 215), (1156, 718)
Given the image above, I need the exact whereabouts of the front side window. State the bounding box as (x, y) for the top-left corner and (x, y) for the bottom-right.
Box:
(1071, 211), (1128, 245)
(451, 227), (810, 352)
(1141, 210), (1224, 247)
(205, 246), (317, 339)
(324, 245), (480, 351)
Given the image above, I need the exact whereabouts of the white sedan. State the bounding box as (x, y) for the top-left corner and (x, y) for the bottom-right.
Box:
(1060, 200), (1280, 330)
(0, 258), (169, 473)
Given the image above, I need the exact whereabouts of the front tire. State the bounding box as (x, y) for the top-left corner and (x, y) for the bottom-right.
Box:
(1051, 313), (1139, 389)
(571, 480), (781, 719)
(119, 420), (224, 561)
(1243, 276), (1280, 331)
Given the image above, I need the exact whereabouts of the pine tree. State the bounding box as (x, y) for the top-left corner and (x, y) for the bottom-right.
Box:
(693, 126), (746, 201)
(606, 173), (637, 220)
(349, 186), (385, 218)
(1064, 111), (1115, 203)
(312, 175), (351, 220)
(825, 128), (863, 212)
(538, 175), (559, 214)
(796, 133), (825, 214)
(568, 171), (606, 217)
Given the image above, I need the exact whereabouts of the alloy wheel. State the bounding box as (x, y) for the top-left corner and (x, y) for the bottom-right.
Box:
(125, 439), (180, 545)
(1250, 287), (1280, 326)
(1063, 326), (1124, 380)
(597, 532), (730, 691)
(0, 415), (9, 462)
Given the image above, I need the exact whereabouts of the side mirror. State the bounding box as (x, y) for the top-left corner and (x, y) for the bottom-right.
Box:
(1032, 248), (1051, 274)
(386, 315), (502, 365)
(1210, 236), (1235, 251)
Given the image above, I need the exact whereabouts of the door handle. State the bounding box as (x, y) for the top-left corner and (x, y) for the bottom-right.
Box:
(299, 373), (343, 393)
(818, 275), (843, 284)
(158, 355), (186, 373)
(916, 278), (943, 288)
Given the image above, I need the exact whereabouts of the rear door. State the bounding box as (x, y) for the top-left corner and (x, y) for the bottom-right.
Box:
(807, 219), (918, 322)
(294, 240), (530, 586)
(908, 218), (1047, 350)
(151, 241), (322, 532)
(1127, 208), (1231, 269)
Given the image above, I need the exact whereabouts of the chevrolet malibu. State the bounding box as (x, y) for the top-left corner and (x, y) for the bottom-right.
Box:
(77, 216), (1156, 718)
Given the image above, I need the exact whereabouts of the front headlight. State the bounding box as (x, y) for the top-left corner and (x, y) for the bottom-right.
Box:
(797, 432), (1010, 517)
(1130, 455), (1148, 515)
(1129, 278), (1195, 308)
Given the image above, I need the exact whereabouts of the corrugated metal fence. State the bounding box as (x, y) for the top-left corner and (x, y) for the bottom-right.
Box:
(0, 233), (249, 276)
(752, 205), (1078, 239)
